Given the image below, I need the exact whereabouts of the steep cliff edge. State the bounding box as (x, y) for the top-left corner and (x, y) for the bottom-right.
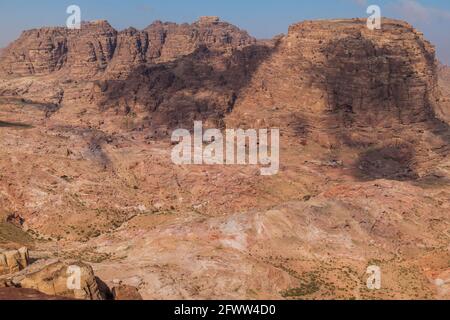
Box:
(229, 19), (441, 131)
(224, 19), (449, 180)
(105, 17), (255, 78)
(86, 18), (450, 181)
(0, 18), (446, 132)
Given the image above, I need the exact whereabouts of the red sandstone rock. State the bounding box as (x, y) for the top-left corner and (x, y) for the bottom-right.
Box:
(0, 287), (73, 300)
(112, 285), (143, 300)
(0, 17), (255, 79)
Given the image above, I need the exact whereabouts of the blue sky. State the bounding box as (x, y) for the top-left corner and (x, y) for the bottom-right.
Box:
(1, 0), (449, 63)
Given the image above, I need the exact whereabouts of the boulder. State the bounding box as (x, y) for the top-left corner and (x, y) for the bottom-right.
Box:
(112, 285), (143, 300)
(0, 247), (29, 275)
(19, 260), (104, 300)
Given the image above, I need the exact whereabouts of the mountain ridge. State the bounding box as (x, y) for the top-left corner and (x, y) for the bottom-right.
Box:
(0, 17), (449, 300)
(0, 17), (256, 78)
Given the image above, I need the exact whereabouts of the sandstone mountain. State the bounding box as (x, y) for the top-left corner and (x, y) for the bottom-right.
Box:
(0, 17), (255, 79)
(0, 17), (449, 300)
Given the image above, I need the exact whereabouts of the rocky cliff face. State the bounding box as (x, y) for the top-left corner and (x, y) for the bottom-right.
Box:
(91, 18), (449, 160)
(0, 21), (117, 77)
(438, 63), (450, 122)
(0, 18), (445, 133)
(92, 43), (273, 130)
(103, 18), (257, 79)
(229, 19), (440, 133)
(0, 18), (448, 177)
(0, 17), (255, 79)
(222, 19), (449, 181)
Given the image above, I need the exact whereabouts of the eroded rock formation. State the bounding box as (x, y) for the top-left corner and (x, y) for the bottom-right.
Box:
(18, 260), (104, 300)
(0, 18), (446, 137)
(112, 285), (143, 300)
(1, 252), (104, 300)
(0, 17), (255, 79)
(0, 21), (116, 77)
(228, 19), (441, 135)
(0, 247), (29, 275)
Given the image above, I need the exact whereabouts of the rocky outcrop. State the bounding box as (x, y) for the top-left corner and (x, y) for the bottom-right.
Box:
(0, 17), (447, 183)
(103, 27), (148, 78)
(144, 18), (255, 62)
(228, 19), (440, 132)
(0, 252), (113, 300)
(221, 18), (450, 181)
(0, 248), (29, 275)
(0, 17), (255, 79)
(92, 18), (449, 147)
(105, 17), (255, 79)
(18, 260), (104, 300)
(65, 20), (118, 78)
(92, 42), (273, 130)
(112, 285), (143, 300)
(0, 18), (445, 125)
(0, 20), (117, 78)
(0, 18), (447, 168)
(438, 63), (450, 123)
(0, 28), (68, 76)
(2, 17), (445, 138)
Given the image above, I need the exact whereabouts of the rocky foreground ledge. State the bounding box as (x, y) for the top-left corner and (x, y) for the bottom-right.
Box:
(0, 247), (141, 300)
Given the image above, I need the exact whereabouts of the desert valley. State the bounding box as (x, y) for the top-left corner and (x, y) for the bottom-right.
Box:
(0, 16), (449, 300)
